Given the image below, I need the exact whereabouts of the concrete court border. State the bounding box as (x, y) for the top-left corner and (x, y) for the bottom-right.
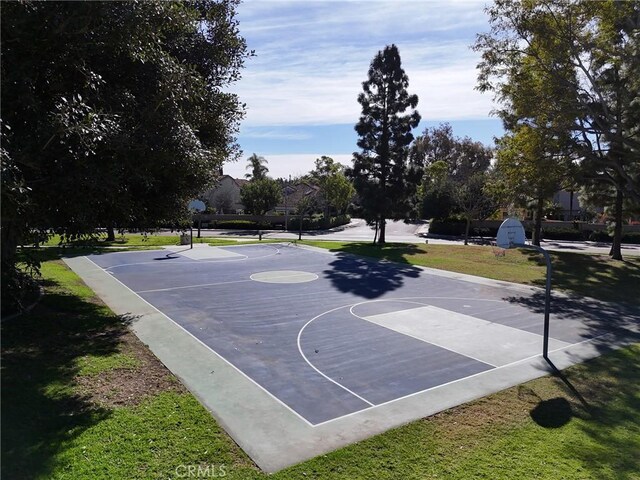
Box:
(63, 243), (631, 472)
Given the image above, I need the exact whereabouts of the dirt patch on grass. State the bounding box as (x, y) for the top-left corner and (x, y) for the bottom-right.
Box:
(74, 331), (186, 408)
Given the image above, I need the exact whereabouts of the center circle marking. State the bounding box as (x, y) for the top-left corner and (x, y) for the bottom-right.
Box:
(250, 270), (318, 284)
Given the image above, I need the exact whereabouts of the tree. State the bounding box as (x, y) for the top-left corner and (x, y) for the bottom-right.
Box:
(474, 0), (640, 259)
(245, 153), (269, 180)
(240, 178), (282, 216)
(412, 124), (492, 182)
(420, 161), (457, 221)
(212, 191), (234, 214)
(454, 173), (500, 245)
(308, 156), (355, 218)
(324, 173), (355, 215)
(349, 44), (422, 244)
(413, 124), (495, 232)
(1, 1), (249, 309)
(494, 125), (571, 245)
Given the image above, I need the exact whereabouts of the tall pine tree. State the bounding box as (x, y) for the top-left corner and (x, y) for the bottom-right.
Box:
(350, 45), (421, 244)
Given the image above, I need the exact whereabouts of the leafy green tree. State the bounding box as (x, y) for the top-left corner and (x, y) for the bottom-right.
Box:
(324, 173), (355, 215)
(474, 0), (639, 259)
(245, 154), (269, 180)
(454, 172), (500, 245)
(494, 124), (571, 246)
(310, 156), (342, 180)
(421, 161), (457, 221)
(412, 124), (492, 182)
(413, 124), (494, 231)
(349, 44), (421, 244)
(1, 1), (249, 309)
(240, 178), (282, 216)
(309, 156), (355, 218)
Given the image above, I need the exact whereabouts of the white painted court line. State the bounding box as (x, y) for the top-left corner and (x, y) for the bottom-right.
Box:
(297, 305), (376, 407)
(349, 302), (499, 368)
(79, 257), (609, 431)
(84, 256), (318, 428)
(309, 332), (612, 428)
(250, 271), (319, 284)
(359, 303), (571, 367)
(137, 278), (253, 294)
(104, 244), (282, 270)
(165, 246), (246, 260)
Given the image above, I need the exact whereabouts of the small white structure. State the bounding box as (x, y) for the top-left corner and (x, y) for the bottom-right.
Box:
(496, 218), (526, 249)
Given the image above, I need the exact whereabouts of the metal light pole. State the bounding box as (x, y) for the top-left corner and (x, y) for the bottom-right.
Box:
(497, 218), (552, 360)
(284, 175), (291, 232)
(516, 243), (552, 359)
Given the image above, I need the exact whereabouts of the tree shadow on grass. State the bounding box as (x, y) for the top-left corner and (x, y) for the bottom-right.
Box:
(326, 242), (423, 265)
(1, 277), (134, 480)
(322, 244), (423, 299)
(543, 346), (640, 479)
(504, 249), (640, 355)
(524, 249), (640, 306)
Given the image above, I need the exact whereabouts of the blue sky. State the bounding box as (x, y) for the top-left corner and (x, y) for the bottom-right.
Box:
(225, 0), (504, 179)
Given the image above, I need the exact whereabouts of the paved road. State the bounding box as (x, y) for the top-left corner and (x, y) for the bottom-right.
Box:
(187, 218), (640, 256)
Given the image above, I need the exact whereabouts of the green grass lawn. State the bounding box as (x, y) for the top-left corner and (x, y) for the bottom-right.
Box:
(301, 241), (640, 305)
(2, 245), (639, 479)
(42, 232), (240, 247)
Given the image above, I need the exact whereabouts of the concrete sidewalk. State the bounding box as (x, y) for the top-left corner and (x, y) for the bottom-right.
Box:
(63, 243), (640, 472)
(165, 218), (640, 256)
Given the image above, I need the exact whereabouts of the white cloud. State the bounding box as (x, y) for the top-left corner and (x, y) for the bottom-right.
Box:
(241, 127), (313, 140)
(233, 1), (495, 127)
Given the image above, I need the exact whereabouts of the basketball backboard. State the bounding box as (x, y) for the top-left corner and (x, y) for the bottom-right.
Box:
(496, 218), (526, 249)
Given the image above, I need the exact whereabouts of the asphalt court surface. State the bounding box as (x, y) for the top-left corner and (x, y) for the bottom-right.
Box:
(87, 243), (614, 426)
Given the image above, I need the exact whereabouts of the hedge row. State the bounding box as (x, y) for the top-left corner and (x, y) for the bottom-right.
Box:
(202, 215), (350, 231)
(428, 219), (640, 244)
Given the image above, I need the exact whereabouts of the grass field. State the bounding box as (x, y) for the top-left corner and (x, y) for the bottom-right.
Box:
(2, 243), (639, 479)
(301, 241), (640, 305)
(42, 233), (241, 247)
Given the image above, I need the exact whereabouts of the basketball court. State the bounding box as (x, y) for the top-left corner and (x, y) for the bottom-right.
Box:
(64, 242), (639, 472)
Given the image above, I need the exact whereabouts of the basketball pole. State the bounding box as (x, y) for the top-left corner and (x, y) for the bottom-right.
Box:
(516, 243), (552, 359)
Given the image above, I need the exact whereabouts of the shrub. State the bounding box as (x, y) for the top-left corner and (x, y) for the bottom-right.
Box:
(288, 215), (350, 231)
(541, 227), (586, 241)
(211, 220), (266, 230)
(427, 219), (466, 236)
(622, 232), (640, 244)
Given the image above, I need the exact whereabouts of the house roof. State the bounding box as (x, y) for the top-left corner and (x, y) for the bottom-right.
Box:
(233, 178), (249, 188)
(277, 182), (320, 208)
(214, 174), (249, 188)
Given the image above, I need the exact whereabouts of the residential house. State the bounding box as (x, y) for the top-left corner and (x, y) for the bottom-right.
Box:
(202, 175), (248, 213)
(274, 182), (321, 214)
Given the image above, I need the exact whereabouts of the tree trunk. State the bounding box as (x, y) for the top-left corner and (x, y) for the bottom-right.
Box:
(298, 213), (303, 241)
(378, 217), (386, 245)
(1, 220), (18, 274)
(464, 217), (471, 246)
(372, 219), (379, 244)
(532, 197), (544, 246)
(609, 188), (623, 261)
(106, 225), (116, 242)
(569, 190), (574, 220)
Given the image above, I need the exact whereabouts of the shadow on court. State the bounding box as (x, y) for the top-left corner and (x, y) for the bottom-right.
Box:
(323, 250), (422, 299)
(504, 291), (640, 354)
